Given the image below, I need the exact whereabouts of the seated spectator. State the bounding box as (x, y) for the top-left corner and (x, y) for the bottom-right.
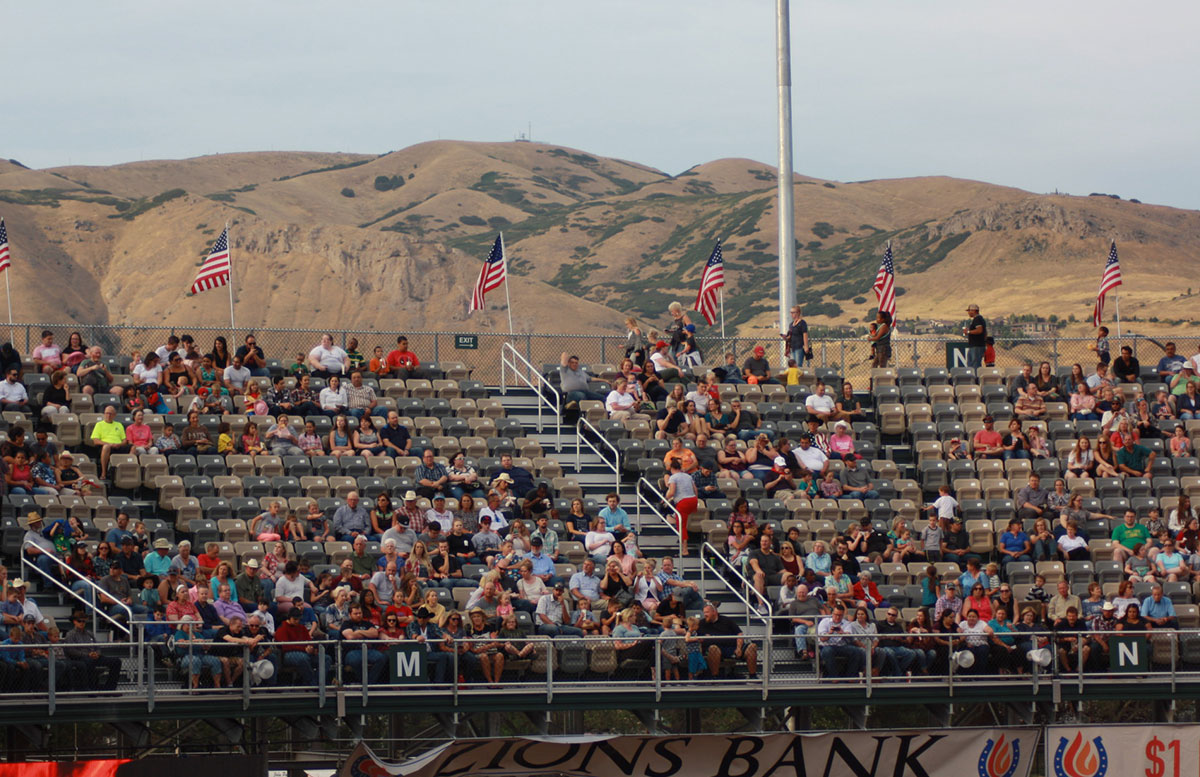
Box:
(353, 415), (386, 456)
(179, 410), (215, 456)
(319, 375), (349, 417)
(233, 333), (269, 377)
(1178, 378), (1200, 419)
(76, 346), (119, 398)
(838, 454), (878, 499)
(331, 491), (374, 541)
(804, 381), (838, 422)
(1014, 383), (1045, 420)
(971, 416), (1003, 459)
(1112, 345), (1140, 383)
(648, 341), (684, 383)
(39, 369), (70, 420)
(1141, 584), (1178, 629)
(742, 346), (777, 385)
(341, 603), (387, 683)
(1115, 435), (1155, 477)
(345, 371), (385, 418)
(489, 453), (534, 496)
(815, 605), (862, 678)
(265, 414), (303, 457)
(605, 377), (640, 421)
(89, 405), (128, 480)
(385, 336), (423, 380)
(308, 334), (349, 380)
(558, 352), (604, 407)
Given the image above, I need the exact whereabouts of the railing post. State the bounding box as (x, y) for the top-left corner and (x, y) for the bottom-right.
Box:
(147, 639), (155, 712)
(361, 643), (369, 706)
(654, 632), (662, 702)
(761, 632), (770, 701)
(243, 644), (251, 710)
(318, 643), (327, 708)
(545, 636), (554, 703)
(452, 640), (459, 706)
(865, 639), (872, 697)
(48, 645), (56, 714)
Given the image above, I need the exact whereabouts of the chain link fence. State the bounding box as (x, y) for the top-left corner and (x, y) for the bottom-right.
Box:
(4, 322), (1164, 386)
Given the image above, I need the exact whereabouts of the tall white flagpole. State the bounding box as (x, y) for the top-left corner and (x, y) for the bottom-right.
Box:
(500, 232), (514, 338)
(776, 0), (796, 366)
(3, 268), (13, 345)
(226, 221), (236, 332)
(719, 287), (726, 340)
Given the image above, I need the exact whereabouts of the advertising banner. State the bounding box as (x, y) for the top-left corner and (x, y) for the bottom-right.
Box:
(341, 728), (1039, 777)
(1046, 724), (1200, 777)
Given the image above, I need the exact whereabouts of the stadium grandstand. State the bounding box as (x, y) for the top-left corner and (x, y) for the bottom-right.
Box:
(3, 323), (1200, 764)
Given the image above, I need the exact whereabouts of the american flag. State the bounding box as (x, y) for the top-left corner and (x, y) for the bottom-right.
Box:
(470, 234), (507, 312)
(190, 226), (231, 294)
(872, 242), (896, 318)
(0, 218), (10, 274)
(693, 239), (724, 325)
(1092, 240), (1123, 327)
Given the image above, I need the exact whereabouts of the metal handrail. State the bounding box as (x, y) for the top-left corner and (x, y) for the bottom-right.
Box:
(700, 542), (773, 629)
(636, 476), (684, 556)
(20, 539), (132, 636)
(500, 342), (561, 451)
(576, 416), (621, 493)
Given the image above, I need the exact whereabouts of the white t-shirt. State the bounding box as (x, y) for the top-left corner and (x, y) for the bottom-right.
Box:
(932, 495), (959, 520)
(0, 380), (28, 403)
(806, 393), (836, 415)
(795, 445), (828, 473)
(310, 344), (348, 373)
(155, 346), (185, 363)
(606, 390), (635, 414)
(684, 390), (711, 414)
(1057, 534), (1088, 554)
(133, 363), (162, 385)
(224, 364), (251, 390)
(650, 352), (671, 372)
(478, 506), (508, 531)
(274, 574), (307, 602)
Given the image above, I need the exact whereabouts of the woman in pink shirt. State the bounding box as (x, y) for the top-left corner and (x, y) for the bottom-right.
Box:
(125, 409), (157, 454)
(828, 421), (856, 458)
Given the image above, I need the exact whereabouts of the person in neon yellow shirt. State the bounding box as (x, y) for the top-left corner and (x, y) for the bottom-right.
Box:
(91, 404), (129, 480)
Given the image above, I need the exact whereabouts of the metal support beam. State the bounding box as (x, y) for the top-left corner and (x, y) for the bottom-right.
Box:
(634, 709), (665, 735)
(844, 706), (867, 730)
(111, 721), (150, 749)
(925, 704), (951, 728)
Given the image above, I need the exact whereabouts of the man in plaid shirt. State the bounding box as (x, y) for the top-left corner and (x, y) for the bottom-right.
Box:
(346, 371), (384, 419)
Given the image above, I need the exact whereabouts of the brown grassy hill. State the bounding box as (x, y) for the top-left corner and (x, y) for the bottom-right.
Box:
(1, 140), (1197, 345)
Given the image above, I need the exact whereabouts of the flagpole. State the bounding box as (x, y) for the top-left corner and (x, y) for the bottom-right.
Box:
(719, 287), (726, 340)
(225, 222), (236, 332)
(3, 269), (12, 345)
(500, 232), (514, 338)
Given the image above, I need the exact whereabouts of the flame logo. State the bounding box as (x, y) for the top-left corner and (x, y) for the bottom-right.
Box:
(978, 735), (1020, 777)
(1053, 734), (1108, 777)
(349, 754), (392, 777)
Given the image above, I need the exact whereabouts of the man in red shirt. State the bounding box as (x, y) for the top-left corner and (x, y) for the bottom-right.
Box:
(385, 336), (422, 380)
(274, 607), (328, 685)
(971, 415), (1004, 459)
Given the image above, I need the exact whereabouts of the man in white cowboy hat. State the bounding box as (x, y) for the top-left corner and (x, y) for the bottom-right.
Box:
(143, 537), (174, 577)
(398, 490), (426, 534)
(21, 512), (59, 579)
(7, 578), (49, 630)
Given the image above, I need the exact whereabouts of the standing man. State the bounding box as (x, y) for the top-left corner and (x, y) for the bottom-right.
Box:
(783, 305), (810, 369)
(963, 304), (987, 369)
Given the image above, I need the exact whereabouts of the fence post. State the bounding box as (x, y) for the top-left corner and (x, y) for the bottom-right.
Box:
(601, 336), (607, 365)
(911, 340), (918, 369)
(434, 334), (440, 364)
(1052, 337), (1060, 374)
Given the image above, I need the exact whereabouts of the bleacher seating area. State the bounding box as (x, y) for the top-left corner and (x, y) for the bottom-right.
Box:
(6, 337), (1200, 690)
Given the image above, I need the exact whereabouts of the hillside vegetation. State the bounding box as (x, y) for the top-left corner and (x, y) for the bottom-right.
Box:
(2, 141), (1196, 339)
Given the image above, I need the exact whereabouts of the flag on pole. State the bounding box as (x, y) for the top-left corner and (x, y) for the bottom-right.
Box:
(1092, 240), (1123, 327)
(190, 227), (231, 294)
(693, 239), (725, 326)
(0, 219), (10, 274)
(470, 234), (507, 312)
(872, 242), (896, 318)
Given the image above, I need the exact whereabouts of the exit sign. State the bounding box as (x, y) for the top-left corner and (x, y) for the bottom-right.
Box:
(455, 334), (479, 350)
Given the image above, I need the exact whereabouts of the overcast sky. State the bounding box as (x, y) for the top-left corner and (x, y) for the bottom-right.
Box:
(9, 1), (1198, 209)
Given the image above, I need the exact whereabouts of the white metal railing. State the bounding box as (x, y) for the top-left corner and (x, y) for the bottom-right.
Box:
(636, 476), (684, 557)
(21, 539), (132, 637)
(700, 542), (774, 630)
(500, 342), (561, 451)
(575, 416), (621, 493)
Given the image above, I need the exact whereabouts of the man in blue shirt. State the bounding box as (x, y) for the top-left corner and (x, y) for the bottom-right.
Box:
(104, 512), (134, 546)
(143, 538), (174, 577)
(331, 492), (374, 541)
(598, 493), (632, 540)
(525, 537), (559, 585)
(1142, 584), (1178, 628)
